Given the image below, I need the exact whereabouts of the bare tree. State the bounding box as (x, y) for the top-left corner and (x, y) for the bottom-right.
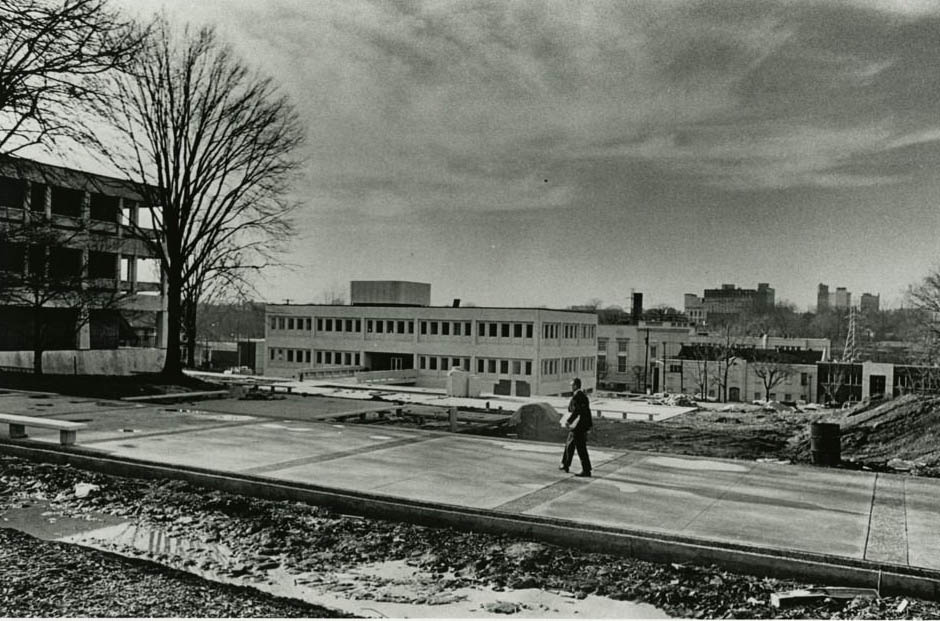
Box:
(751, 351), (795, 402)
(0, 209), (128, 373)
(98, 18), (304, 376)
(709, 321), (747, 402)
(819, 362), (847, 405)
(0, 0), (140, 155)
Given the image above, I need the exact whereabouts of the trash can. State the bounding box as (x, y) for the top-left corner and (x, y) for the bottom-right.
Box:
(810, 422), (841, 466)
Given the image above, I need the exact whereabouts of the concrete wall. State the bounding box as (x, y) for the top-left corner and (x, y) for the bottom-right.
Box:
(0, 348), (164, 375)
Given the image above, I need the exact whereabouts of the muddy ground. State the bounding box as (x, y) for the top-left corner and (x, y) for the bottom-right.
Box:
(2, 455), (938, 619)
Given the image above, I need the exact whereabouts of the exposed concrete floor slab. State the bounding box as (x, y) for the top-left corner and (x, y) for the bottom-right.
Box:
(3, 390), (940, 585)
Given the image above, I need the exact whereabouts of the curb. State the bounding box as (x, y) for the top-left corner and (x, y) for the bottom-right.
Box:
(2, 440), (939, 602)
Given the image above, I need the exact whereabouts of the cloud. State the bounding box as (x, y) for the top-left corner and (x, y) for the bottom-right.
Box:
(115, 0), (940, 209)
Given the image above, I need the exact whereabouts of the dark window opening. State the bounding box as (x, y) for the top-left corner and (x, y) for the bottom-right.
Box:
(90, 193), (120, 222)
(0, 176), (25, 208)
(88, 251), (117, 279)
(51, 186), (83, 218)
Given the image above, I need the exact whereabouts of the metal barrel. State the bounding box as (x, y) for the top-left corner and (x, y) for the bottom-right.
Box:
(810, 422), (841, 466)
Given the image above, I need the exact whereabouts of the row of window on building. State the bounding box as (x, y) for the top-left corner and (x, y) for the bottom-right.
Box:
(269, 315), (596, 342)
(269, 347), (364, 367)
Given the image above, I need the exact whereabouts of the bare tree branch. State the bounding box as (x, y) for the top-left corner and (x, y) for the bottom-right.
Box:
(96, 17), (304, 375)
(0, 0), (142, 155)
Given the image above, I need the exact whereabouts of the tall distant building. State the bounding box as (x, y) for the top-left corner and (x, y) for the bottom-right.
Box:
(683, 282), (775, 325)
(817, 283), (853, 312)
(833, 287), (851, 310)
(817, 284), (830, 313)
(860, 293), (880, 314)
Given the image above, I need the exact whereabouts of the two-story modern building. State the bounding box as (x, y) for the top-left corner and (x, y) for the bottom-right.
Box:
(0, 156), (167, 374)
(264, 281), (598, 396)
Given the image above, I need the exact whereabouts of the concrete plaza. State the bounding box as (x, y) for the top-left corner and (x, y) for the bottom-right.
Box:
(1, 388), (938, 600)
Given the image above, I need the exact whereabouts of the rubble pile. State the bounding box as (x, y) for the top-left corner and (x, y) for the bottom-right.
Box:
(2, 455), (939, 618)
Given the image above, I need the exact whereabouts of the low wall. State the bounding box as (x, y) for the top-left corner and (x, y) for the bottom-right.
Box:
(0, 348), (165, 375)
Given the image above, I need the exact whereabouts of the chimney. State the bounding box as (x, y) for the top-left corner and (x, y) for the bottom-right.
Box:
(452, 298), (461, 308)
(632, 292), (643, 325)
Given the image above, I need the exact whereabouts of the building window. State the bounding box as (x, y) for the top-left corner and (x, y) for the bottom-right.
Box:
(270, 317), (277, 330)
(598, 338), (608, 351)
(325, 319), (333, 331)
(278, 317), (285, 330)
(669, 364), (682, 373)
(488, 359), (496, 374)
(500, 360), (509, 374)
(385, 320), (393, 333)
(442, 358), (450, 371)
(355, 353), (360, 365)
(421, 321), (427, 335)
(617, 358), (627, 373)
(316, 351), (322, 363)
(419, 356), (426, 369)
(514, 323), (522, 338)
(305, 351), (311, 363)
(306, 318), (312, 331)
(512, 360), (521, 375)
(397, 320), (405, 333)
(376, 320), (384, 333)
(453, 322), (461, 336)
(525, 324), (533, 339)
(429, 357), (438, 370)
(477, 359), (484, 373)
(270, 348), (275, 360)
(465, 322), (472, 336)
(355, 320), (362, 332)
(442, 322), (450, 336)
(524, 361), (532, 375)
(488, 323), (497, 337)
(431, 321), (438, 335)
(325, 352), (333, 364)
(408, 321), (414, 334)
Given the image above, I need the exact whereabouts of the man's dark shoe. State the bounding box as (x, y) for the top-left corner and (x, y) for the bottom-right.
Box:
(558, 466), (569, 472)
(575, 471), (591, 478)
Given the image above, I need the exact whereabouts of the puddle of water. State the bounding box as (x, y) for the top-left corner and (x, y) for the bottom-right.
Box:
(0, 500), (127, 541)
(162, 409), (256, 422)
(3, 500), (669, 619)
(259, 423), (312, 432)
(256, 560), (670, 618)
(647, 456), (749, 473)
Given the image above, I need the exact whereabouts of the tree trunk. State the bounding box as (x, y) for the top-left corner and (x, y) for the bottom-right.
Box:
(32, 311), (43, 375)
(161, 277), (183, 377)
(185, 302), (197, 368)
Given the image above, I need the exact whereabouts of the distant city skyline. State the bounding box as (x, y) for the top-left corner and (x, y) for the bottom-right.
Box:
(71, 1), (939, 311)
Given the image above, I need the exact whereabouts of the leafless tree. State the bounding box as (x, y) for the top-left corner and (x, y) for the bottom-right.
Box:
(819, 362), (847, 405)
(0, 209), (128, 373)
(98, 18), (304, 376)
(709, 321), (747, 402)
(0, 0), (141, 155)
(751, 351), (795, 402)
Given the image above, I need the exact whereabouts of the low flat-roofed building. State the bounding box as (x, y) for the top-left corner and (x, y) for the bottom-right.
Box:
(265, 285), (598, 396)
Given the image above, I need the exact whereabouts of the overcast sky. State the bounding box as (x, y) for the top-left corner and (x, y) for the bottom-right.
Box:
(112, 0), (939, 310)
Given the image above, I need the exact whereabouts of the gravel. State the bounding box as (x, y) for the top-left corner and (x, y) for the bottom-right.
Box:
(2, 454), (939, 619)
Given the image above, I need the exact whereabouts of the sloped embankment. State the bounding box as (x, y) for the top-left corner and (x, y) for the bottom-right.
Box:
(788, 394), (940, 474)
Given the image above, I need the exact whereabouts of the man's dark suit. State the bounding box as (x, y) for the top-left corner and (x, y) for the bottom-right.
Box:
(560, 389), (592, 474)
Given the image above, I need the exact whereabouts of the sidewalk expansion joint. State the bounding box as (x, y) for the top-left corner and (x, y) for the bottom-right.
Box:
(81, 419), (264, 445)
(238, 436), (434, 475)
(494, 451), (642, 514)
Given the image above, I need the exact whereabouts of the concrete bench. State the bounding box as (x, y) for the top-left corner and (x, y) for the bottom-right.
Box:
(0, 413), (87, 446)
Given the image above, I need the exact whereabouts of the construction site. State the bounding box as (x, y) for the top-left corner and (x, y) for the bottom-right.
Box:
(2, 368), (940, 619)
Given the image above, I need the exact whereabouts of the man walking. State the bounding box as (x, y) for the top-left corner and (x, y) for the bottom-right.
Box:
(559, 377), (592, 477)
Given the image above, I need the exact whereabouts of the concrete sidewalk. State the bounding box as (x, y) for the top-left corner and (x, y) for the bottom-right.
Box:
(1, 389), (939, 600)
